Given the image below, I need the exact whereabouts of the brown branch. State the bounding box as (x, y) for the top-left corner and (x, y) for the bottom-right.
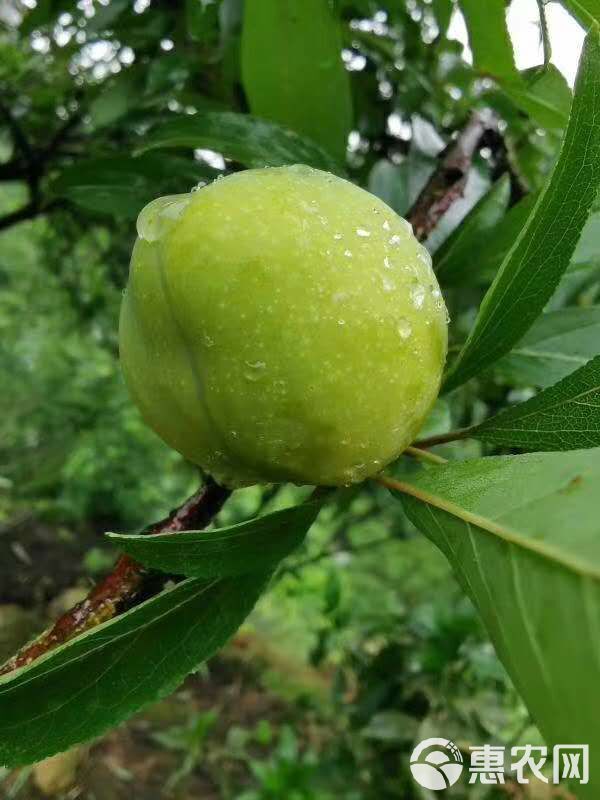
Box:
(407, 112), (495, 242)
(0, 478), (231, 676)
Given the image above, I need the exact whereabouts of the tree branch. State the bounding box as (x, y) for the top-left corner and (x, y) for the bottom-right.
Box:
(407, 112), (494, 242)
(0, 478), (231, 676)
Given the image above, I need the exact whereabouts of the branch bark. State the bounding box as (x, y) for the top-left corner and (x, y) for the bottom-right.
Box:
(0, 478), (231, 676)
(408, 112), (494, 242)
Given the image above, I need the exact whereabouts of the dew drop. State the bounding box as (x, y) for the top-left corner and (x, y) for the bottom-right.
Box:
(397, 318), (412, 339)
(356, 228), (371, 238)
(411, 284), (426, 309)
(243, 360), (266, 382)
(333, 232), (343, 240)
(136, 194), (192, 242)
(383, 256), (392, 269)
(382, 219), (391, 231)
(344, 249), (353, 258)
(389, 234), (402, 247)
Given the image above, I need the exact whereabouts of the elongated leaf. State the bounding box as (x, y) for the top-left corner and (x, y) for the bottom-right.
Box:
(458, 0), (520, 82)
(0, 573), (268, 768)
(51, 154), (216, 219)
(107, 500), (322, 578)
(495, 306), (600, 387)
(560, 0), (600, 28)
(435, 176), (511, 285)
(444, 26), (600, 392)
(368, 155), (435, 217)
(137, 112), (342, 173)
(503, 65), (572, 131)
(472, 355), (600, 450)
(241, 0), (352, 161)
(388, 449), (600, 796)
(449, 191), (539, 288)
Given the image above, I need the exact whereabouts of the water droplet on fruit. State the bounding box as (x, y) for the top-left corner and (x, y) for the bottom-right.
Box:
(333, 232), (343, 240)
(382, 219), (391, 231)
(397, 318), (412, 339)
(389, 235), (402, 247)
(344, 249), (353, 258)
(411, 284), (426, 309)
(137, 194), (192, 242)
(382, 276), (395, 292)
(243, 360), (266, 381)
(383, 256), (392, 269)
(356, 228), (371, 237)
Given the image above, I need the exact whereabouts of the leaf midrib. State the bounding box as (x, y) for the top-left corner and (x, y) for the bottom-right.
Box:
(379, 475), (600, 581)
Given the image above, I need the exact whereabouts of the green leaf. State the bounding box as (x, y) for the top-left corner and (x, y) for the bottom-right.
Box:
(0, 573), (269, 768)
(431, 0), (454, 36)
(502, 65), (572, 131)
(559, 0), (600, 28)
(454, 191), (538, 288)
(444, 26), (600, 392)
(186, 0), (219, 42)
(241, 0), (352, 161)
(107, 500), (322, 578)
(88, 71), (140, 130)
(137, 112), (343, 173)
(367, 155), (435, 218)
(472, 356), (600, 451)
(389, 449), (600, 796)
(458, 0), (519, 82)
(495, 306), (600, 387)
(50, 154), (216, 219)
(435, 175), (511, 285)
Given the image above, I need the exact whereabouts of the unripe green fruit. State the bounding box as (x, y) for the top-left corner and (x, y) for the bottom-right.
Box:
(119, 165), (448, 487)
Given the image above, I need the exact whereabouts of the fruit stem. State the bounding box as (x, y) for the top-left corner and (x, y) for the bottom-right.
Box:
(404, 446), (448, 465)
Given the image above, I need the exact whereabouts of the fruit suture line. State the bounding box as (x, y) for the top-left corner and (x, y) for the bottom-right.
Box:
(0, 116), (488, 677)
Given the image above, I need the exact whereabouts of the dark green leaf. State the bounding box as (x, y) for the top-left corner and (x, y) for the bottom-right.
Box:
(435, 175), (511, 285)
(458, 0), (520, 82)
(473, 355), (600, 451)
(495, 306), (600, 387)
(456, 191), (538, 288)
(431, 0), (454, 36)
(50, 154), (216, 219)
(85, 0), (129, 34)
(0, 573), (269, 768)
(186, 0), (219, 42)
(241, 0), (352, 161)
(391, 449), (600, 797)
(137, 112), (343, 173)
(503, 65), (572, 131)
(88, 71), (140, 130)
(367, 154), (434, 217)
(444, 26), (600, 392)
(559, 0), (600, 28)
(107, 500), (322, 578)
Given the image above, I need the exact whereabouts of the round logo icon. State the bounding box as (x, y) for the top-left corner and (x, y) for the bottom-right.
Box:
(410, 737), (464, 790)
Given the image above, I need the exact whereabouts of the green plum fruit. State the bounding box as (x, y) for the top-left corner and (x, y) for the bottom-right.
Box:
(119, 165), (448, 487)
